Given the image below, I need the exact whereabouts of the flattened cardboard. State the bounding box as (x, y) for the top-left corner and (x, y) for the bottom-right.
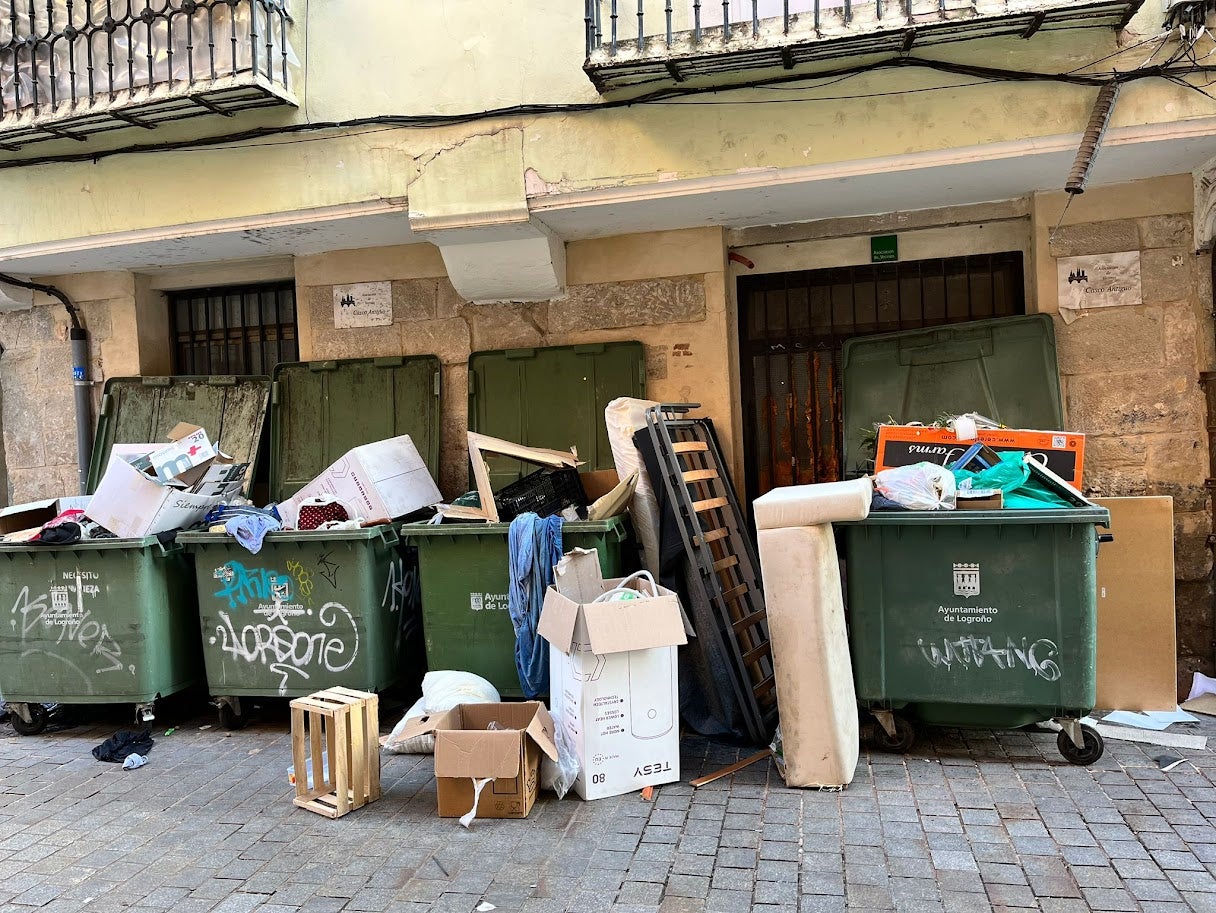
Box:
(1095, 497), (1177, 711)
(86, 450), (226, 539)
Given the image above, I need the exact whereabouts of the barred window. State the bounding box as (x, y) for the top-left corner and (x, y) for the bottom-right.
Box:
(169, 282), (298, 376)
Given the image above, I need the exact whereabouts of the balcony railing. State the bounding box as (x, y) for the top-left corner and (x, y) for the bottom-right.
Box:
(0, 0), (297, 148)
(584, 0), (1142, 90)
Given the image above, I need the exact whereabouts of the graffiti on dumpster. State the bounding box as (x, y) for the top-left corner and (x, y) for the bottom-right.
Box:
(9, 570), (128, 683)
(210, 561), (359, 695)
(917, 635), (1061, 681)
(316, 551), (340, 589)
(383, 555), (421, 651)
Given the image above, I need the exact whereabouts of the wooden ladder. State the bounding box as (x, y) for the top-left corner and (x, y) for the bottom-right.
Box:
(645, 403), (777, 745)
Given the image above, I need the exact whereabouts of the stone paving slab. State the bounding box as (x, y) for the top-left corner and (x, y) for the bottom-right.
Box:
(1, 709), (1215, 912)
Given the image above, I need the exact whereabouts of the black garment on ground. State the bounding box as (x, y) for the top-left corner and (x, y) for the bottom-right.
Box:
(92, 730), (154, 763)
(634, 429), (751, 744)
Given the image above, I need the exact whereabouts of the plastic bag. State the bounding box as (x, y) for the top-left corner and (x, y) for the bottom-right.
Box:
(540, 721), (580, 799)
(382, 671), (501, 754)
(874, 463), (956, 510)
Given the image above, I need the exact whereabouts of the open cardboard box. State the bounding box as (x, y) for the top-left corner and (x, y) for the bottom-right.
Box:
(540, 548), (692, 800)
(399, 702), (559, 819)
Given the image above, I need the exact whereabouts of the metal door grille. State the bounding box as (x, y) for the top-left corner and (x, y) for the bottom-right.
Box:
(739, 252), (1025, 502)
(169, 281), (298, 376)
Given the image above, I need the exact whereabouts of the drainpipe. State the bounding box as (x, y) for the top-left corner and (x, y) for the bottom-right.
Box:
(0, 273), (92, 495)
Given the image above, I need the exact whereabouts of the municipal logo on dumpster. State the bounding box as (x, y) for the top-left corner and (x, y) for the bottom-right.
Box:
(952, 563), (980, 598)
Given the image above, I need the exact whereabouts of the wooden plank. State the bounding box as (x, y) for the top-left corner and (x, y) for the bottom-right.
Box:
(290, 706), (307, 802)
(742, 642), (772, 666)
(732, 610), (767, 631)
(701, 527), (730, 544)
(672, 441), (708, 453)
(350, 704), (366, 812)
(332, 711), (350, 818)
(712, 555), (739, 573)
(323, 714), (337, 794)
(309, 713), (325, 793)
(367, 697), (382, 801)
(721, 583), (749, 603)
(682, 468), (719, 482)
(693, 497), (728, 513)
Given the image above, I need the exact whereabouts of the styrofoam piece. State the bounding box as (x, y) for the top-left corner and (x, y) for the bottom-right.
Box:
(1080, 718), (1208, 751)
(753, 478), (873, 530)
(606, 397), (662, 576)
(756, 524), (859, 787)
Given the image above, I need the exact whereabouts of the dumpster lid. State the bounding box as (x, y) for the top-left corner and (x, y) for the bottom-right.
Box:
(850, 506), (1110, 526)
(87, 375), (271, 495)
(467, 342), (644, 491)
(270, 356), (441, 504)
(841, 315), (1063, 478)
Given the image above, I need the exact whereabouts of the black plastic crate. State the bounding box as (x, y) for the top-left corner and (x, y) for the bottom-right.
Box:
(495, 467), (588, 522)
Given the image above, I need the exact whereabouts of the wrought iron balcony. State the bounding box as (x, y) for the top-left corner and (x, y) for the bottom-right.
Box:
(0, 0), (297, 149)
(584, 0), (1142, 90)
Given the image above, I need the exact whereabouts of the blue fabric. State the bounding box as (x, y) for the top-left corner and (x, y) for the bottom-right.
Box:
(224, 514), (281, 555)
(204, 504), (279, 527)
(508, 512), (563, 699)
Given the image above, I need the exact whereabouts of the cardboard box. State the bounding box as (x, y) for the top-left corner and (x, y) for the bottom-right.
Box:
(85, 449), (229, 539)
(0, 497), (90, 536)
(399, 702), (559, 819)
(128, 423), (218, 484)
(875, 425), (1086, 487)
(279, 435), (441, 528)
(539, 549), (692, 800)
(956, 491), (1004, 510)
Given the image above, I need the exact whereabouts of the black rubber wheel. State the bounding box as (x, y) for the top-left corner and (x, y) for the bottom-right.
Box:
(1057, 725), (1104, 765)
(218, 702), (248, 731)
(10, 704), (48, 736)
(872, 715), (916, 753)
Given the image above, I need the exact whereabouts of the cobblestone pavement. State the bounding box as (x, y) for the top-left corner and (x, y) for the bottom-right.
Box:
(2, 708), (1216, 913)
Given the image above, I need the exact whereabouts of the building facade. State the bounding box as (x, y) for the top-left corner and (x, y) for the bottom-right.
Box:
(0, 0), (1213, 689)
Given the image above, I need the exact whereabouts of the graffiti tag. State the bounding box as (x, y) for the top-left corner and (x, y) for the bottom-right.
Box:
(917, 635), (1061, 681)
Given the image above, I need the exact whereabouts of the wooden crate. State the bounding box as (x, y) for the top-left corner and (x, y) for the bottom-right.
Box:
(289, 687), (381, 819)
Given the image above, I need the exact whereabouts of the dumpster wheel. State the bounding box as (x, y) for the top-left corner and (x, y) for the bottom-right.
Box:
(9, 703), (48, 736)
(1057, 725), (1104, 765)
(871, 714), (916, 753)
(217, 700), (249, 731)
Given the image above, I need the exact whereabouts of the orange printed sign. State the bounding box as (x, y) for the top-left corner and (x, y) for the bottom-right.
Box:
(875, 425), (1085, 487)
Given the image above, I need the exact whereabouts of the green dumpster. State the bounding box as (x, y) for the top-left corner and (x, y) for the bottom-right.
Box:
(840, 315), (1111, 763)
(844, 507), (1110, 763)
(401, 516), (637, 697)
(179, 356), (439, 728)
(0, 375), (271, 735)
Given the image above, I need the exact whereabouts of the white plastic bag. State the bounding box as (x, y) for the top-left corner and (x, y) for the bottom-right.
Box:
(382, 671), (501, 754)
(875, 463), (957, 510)
(540, 721), (580, 799)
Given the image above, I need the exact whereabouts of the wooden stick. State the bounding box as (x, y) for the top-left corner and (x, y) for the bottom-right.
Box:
(690, 749), (773, 788)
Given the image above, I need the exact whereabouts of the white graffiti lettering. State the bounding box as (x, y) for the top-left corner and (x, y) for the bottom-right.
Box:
(11, 584), (124, 675)
(211, 601), (358, 696)
(917, 635), (1061, 681)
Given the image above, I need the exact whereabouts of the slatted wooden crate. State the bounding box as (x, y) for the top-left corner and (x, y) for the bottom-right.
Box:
(289, 687), (381, 819)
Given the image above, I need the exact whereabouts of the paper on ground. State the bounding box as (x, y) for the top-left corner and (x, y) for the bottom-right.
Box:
(1081, 718), (1207, 751)
(1102, 708), (1199, 731)
(1188, 671), (1216, 701)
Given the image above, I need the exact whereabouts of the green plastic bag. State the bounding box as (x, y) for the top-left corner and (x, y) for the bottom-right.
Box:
(951, 451), (1071, 510)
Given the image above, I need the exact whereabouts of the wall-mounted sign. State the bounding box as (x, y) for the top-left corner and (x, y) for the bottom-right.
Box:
(1056, 251), (1142, 311)
(333, 282), (393, 329)
(870, 235), (898, 263)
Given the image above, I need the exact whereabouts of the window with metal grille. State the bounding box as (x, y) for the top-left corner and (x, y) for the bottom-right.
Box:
(169, 281), (298, 376)
(738, 252), (1026, 503)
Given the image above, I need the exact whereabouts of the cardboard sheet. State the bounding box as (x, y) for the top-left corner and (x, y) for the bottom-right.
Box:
(1095, 497), (1177, 711)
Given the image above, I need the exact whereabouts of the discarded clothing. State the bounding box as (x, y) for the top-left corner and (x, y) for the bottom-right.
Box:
(297, 498), (349, 531)
(507, 512), (563, 699)
(202, 504), (280, 528)
(92, 730), (154, 763)
(121, 753), (148, 771)
(870, 493), (909, 512)
(31, 522), (81, 546)
(225, 513), (281, 555)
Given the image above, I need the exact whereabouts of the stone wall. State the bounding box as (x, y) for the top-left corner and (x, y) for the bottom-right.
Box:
(303, 272), (723, 497)
(1049, 212), (1215, 691)
(0, 298), (108, 504)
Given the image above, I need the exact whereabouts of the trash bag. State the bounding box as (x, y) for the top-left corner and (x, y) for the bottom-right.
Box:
(951, 452), (1071, 510)
(874, 463), (956, 510)
(383, 671), (501, 754)
(540, 722), (580, 799)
